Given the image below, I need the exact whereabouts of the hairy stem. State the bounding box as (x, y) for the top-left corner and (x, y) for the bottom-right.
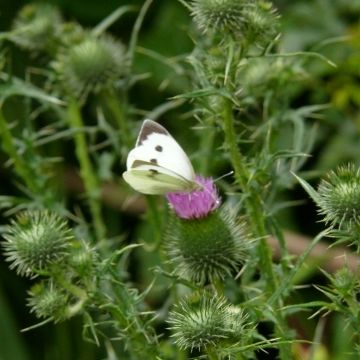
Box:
(101, 91), (133, 153)
(221, 98), (275, 291)
(221, 98), (292, 359)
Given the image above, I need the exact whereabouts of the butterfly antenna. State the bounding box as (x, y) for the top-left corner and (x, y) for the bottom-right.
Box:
(214, 171), (234, 183)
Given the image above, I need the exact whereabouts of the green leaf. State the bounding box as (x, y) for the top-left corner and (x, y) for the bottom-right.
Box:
(0, 75), (64, 105)
(92, 5), (137, 36)
(291, 171), (322, 205)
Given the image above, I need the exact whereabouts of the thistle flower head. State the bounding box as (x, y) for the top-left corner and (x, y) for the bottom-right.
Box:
(166, 206), (250, 284)
(2, 210), (73, 277)
(11, 3), (62, 52)
(317, 164), (360, 227)
(190, 0), (279, 44)
(191, 0), (246, 35)
(168, 293), (246, 351)
(27, 282), (69, 322)
(166, 176), (220, 219)
(53, 33), (127, 99)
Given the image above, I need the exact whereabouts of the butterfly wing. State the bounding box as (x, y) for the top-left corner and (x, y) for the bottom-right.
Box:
(126, 119), (195, 182)
(123, 160), (197, 195)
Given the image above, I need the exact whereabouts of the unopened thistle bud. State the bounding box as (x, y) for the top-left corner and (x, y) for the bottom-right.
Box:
(53, 34), (127, 99)
(241, 1), (279, 45)
(168, 293), (247, 351)
(2, 210), (73, 277)
(331, 266), (358, 298)
(190, 0), (279, 44)
(166, 177), (250, 284)
(27, 282), (69, 322)
(191, 0), (245, 35)
(317, 164), (360, 227)
(11, 3), (62, 52)
(69, 241), (98, 278)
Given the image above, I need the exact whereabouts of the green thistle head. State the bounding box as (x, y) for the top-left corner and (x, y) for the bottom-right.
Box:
(54, 33), (127, 99)
(190, 0), (279, 44)
(331, 266), (358, 298)
(69, 241), (98, 278)
(168, 293), (247, 351)
(241, 1), (279, 45)
(166, 207), (250, 285)
(317, 164), (360, 227)
(11, 3), (62, 52)
(27, 282), (69, 322)
(2, 210), (73, 277)
(191, 0), (245, 35)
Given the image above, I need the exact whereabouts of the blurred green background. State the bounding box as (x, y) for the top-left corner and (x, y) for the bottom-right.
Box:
(0, 0), (359, 359)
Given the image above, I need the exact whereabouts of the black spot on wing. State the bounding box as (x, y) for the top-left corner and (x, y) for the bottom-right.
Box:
(137, 120), (169, 145)
(150, 158), (158, 164)
(148, 169), (159, 177)
(155, 145), (163, 152)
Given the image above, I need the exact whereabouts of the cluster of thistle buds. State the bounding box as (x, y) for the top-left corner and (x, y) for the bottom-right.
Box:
(2, 210), (96, 322)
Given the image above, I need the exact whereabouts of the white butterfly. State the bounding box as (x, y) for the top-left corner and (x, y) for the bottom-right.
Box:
(122, 119), (199, 195)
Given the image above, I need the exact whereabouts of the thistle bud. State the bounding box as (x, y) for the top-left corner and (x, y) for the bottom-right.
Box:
(331, 266), (358, 298)
(168, 293), (247, 351)
(317, 164), (360, 227)
(2, 210), (73, 277)
(53, 33), (127, 99)
(27, 282), (69, 322)
(191, 0), (245, 36)
(11, 3), (62, 52)
(241, 1), (279, 46)
(69, 241), (98, 278)
(190, 0), (279, 45)
(166, 177), (250, 284)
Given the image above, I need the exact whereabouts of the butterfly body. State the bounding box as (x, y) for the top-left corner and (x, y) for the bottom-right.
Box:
(123, 119), (199, 195)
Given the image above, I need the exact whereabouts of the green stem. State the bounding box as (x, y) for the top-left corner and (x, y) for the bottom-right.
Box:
(67, 99), (106, 242)
(198, 124), (216, 175)
(144, 196), (163, 251)
(101, 91), (133, 152)
(221, 98), (293, 359)
(221, 99), (275, 291)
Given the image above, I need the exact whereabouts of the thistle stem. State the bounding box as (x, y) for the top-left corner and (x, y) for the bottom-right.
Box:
(144, 196), (163, 250)
(198, 124), (216, 175)
(221, 98), (293, 359)
(101, 91), (133, 153)
(67, 99), (106, 242)
(221, 98), (275, 291)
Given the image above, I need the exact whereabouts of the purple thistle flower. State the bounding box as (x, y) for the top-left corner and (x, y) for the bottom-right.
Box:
(166, 176), (220, 219)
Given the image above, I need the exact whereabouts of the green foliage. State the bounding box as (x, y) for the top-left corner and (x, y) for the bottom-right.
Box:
(0, 0), (360, 359)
